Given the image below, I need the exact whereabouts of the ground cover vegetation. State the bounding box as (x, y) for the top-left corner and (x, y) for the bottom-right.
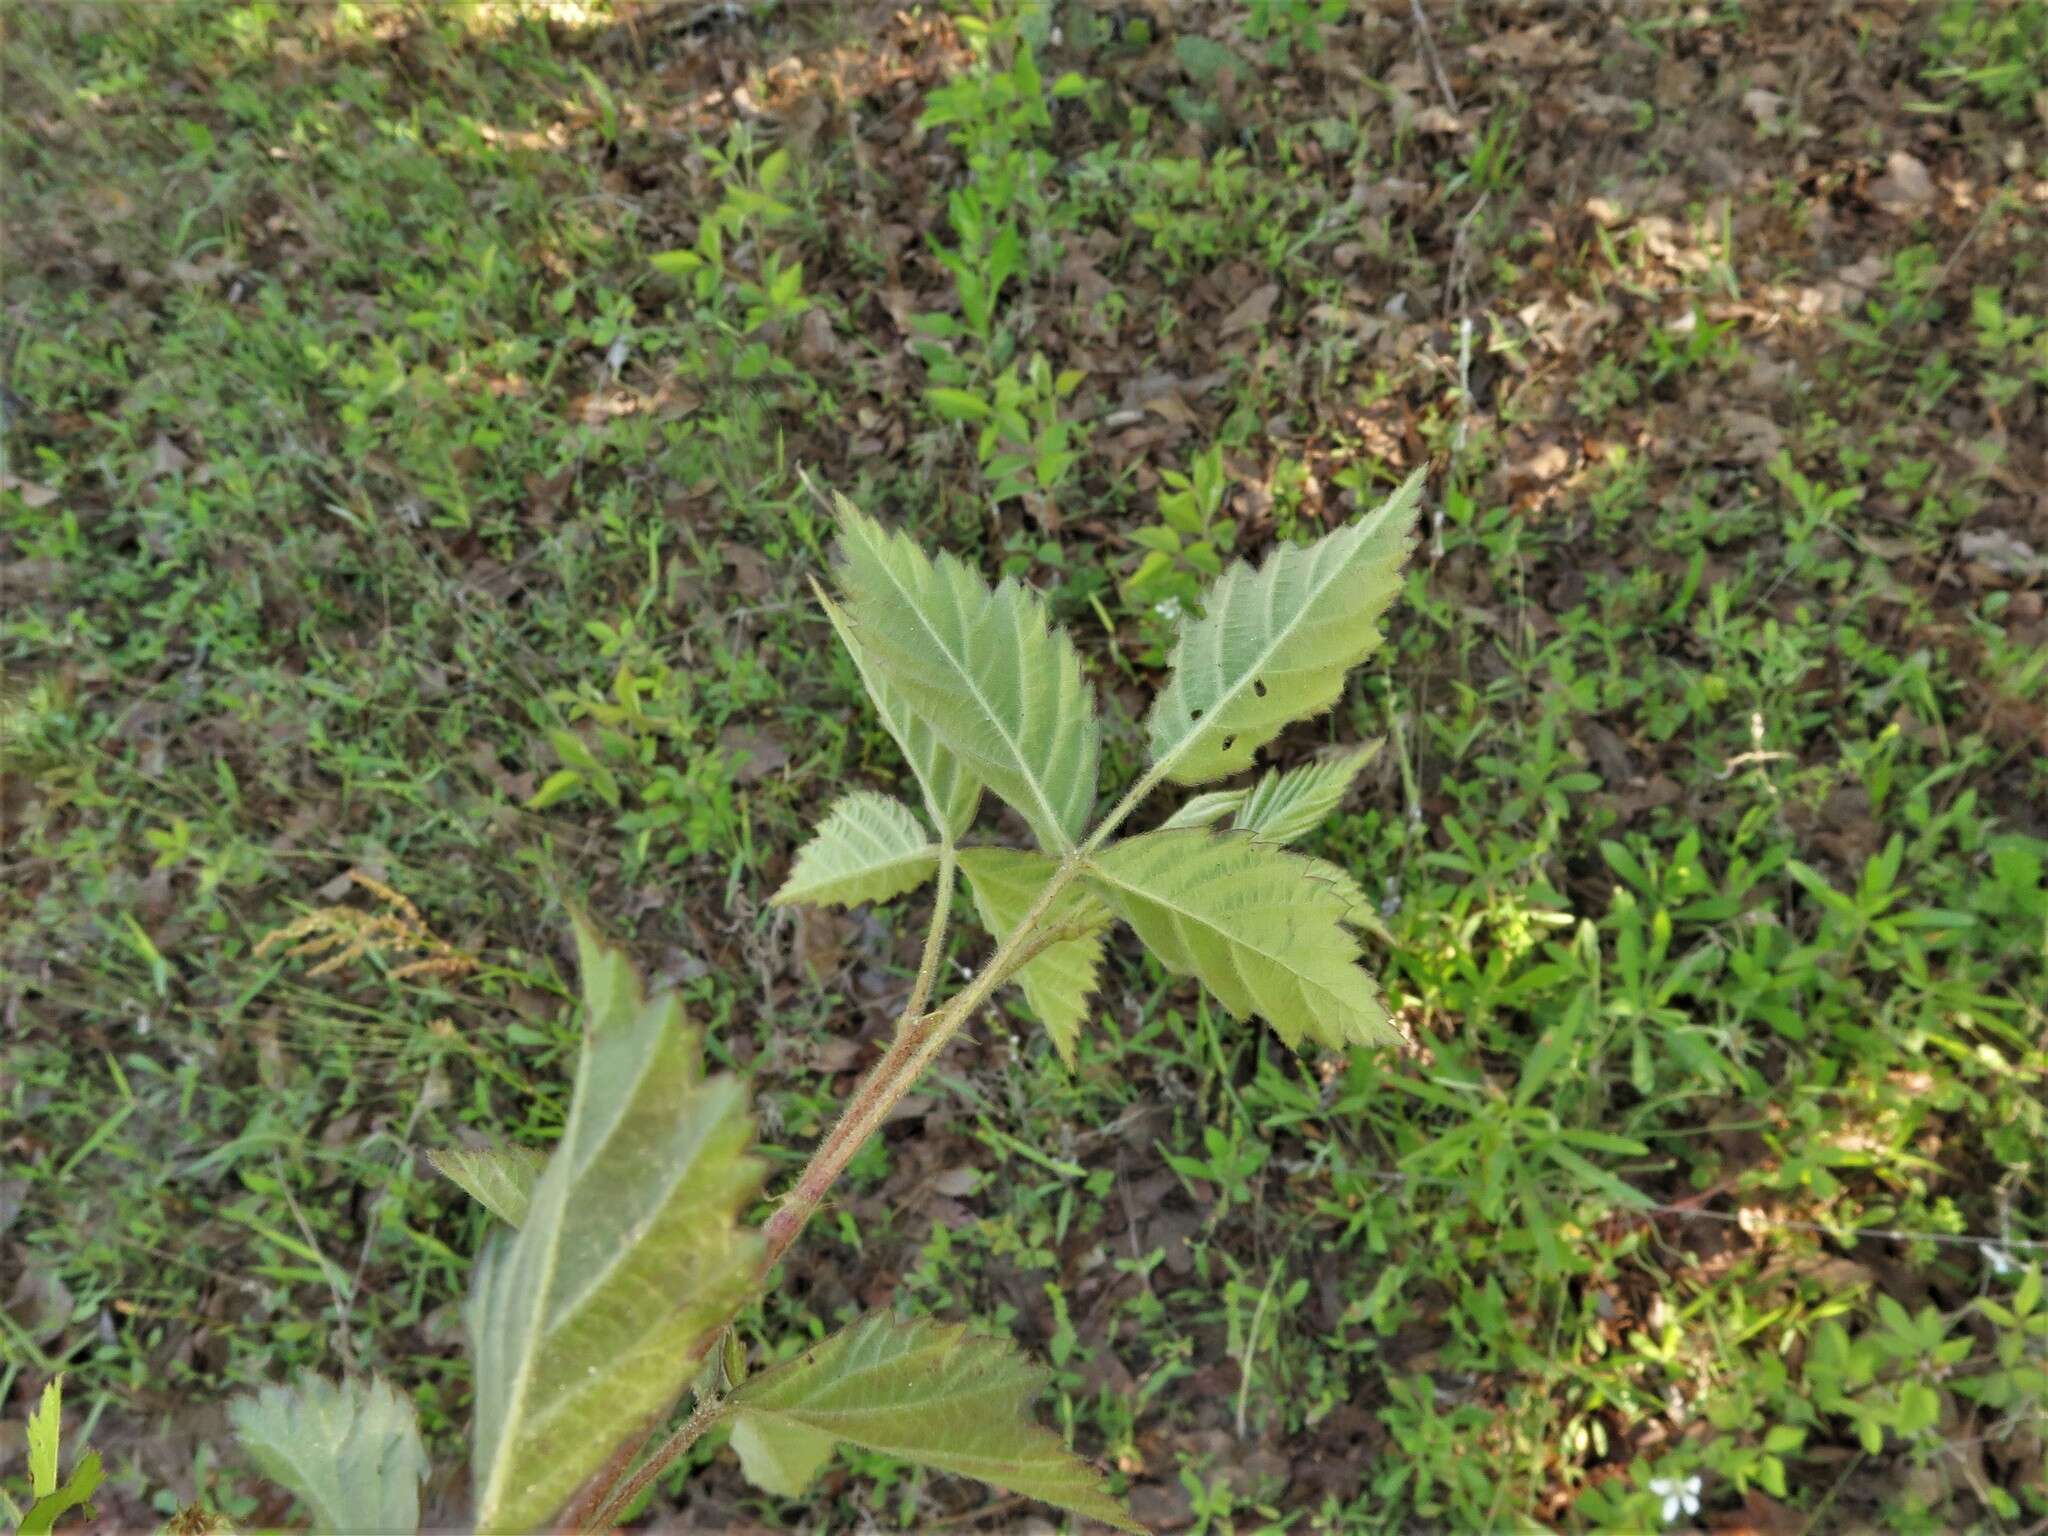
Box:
(3, 0), (2045, 1530)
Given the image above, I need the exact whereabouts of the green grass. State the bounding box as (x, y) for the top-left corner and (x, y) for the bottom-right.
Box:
(4, 1), (2046, 1531)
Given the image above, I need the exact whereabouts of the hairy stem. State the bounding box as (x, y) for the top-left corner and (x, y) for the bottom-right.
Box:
(903, 844), (956, 1024)
(586, 1390), (727, 1530)
(757, 853), (1064, 1271)
(583, 768), (1170, 1525)
(1083, 759), (1171, 857)
(559, 1435), (645, 1531)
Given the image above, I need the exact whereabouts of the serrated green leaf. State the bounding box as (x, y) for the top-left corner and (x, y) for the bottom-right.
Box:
(770, 792), (940, 909)
(1233, 743), (1380, 845)
(819, 587), (980, 841)
(427, 1144), (547, 1228)
(227, 1375), (425, 1536)
(1147, 471), (1422, 785)
(726, 1314), (1138, 1531)
(1086, 828), (1396, 1051)
(467, 918), (764, 1533)
(833, 496), (1098, 852)
(18, 1453), (102, 1536)
(27, 1376), (59, 1496)
(957, 848), (1109, 1068)
(1158, 788), (1247, 831)
(20, 1376), (104, 1536)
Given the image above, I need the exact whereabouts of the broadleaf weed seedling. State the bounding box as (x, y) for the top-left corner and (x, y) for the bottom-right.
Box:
(197, 473), (1427, 1532)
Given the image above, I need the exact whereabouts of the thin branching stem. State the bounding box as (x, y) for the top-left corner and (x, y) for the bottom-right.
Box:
(582, 765), (1174, 1527)
(903, 844), (956, 1024)
(586, 1389), (727, 1530)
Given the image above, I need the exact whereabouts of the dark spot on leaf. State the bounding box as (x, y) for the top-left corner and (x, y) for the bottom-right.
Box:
(1222, 735), (1236, 751)
(1253, 678), (1267, 697)
(1190, 708), (1202, 720)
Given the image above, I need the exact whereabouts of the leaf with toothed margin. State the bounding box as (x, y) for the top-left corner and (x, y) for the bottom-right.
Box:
(464, 912), (764, 1533)
(957, 847), (1109, 1068)
(1233, 743), (1381, 845)
(428, 1144), (547, 1228)
(1158, 788), (1248, 831)
(770, 791), (940, 909)
(818, 585), (981, 841)
(1147, 472), (1422, 786)
(832, 494), (1099, 853)
(228, 1375), (425, 1536)
(724, 1314), (1140, 1531)
(1086, 828), (1397, 1051)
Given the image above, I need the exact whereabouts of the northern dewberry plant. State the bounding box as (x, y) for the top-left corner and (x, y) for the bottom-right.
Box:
(220, 472), (1423, 1533)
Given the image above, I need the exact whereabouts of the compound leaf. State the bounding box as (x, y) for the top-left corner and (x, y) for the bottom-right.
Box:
(833, 496), (1098, 852)
(467, 914), (764, 1533)
(228, 1375), (425, 1536)
(1087, 829), (1397, 1051)
(1234, 743), (1380, 845)
(1147, 471), (1422, 785)
(957, 848), (1109, 1068)
(819, 586), (980, 841)
(725, 1314), (1138, 1531)
(427, 1144), (547, 1229)
(770, 791), (940, 909)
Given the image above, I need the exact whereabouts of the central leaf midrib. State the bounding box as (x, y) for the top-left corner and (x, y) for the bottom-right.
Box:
(865, 554), (1071, 851)
(1087, 854), (1360, 1020)
(1151, 521), (1359, 780)
(823, 592), (972, 837)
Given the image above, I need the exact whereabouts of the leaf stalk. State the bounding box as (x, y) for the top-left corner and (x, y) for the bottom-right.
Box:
(578, 759), (1175, 1527)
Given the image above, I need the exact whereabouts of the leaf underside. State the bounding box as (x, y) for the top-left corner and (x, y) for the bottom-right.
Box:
(1158, 787), (1247, 831)
(728, 1414), (838, 1499)
(1147, 470), (1422, 785)
(957, 847), (1109, 1068)
(466, 914), (764, 1533)
(725, 1313), (1140, 1532)
(770, 790), (940, 908)
(427, 1143), (547, 1228)
(1087, 828), (1396, 1051)
(1233, 743), (1380, 845)
(228, 1375), (426, 1536)
(819, 587), (981, 841)
(833, 496), (1098, 852)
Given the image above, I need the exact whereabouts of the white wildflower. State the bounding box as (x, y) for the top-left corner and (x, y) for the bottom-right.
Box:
(1649, 1474), (1702, 1525)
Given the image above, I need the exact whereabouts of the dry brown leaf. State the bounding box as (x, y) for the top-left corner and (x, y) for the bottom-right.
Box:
(148, 434), (191, 480)
(0, 474), (58, 508)
(1958, 528), (2044, 579)
(1869, 150), (1933, 214)
(720, 539), (775, 600)
(1219, 282), (1279, 338)
(1719, 410), (1783, 463)
(1742, 88), (1786, 125)
(717, 725), (789, 784)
